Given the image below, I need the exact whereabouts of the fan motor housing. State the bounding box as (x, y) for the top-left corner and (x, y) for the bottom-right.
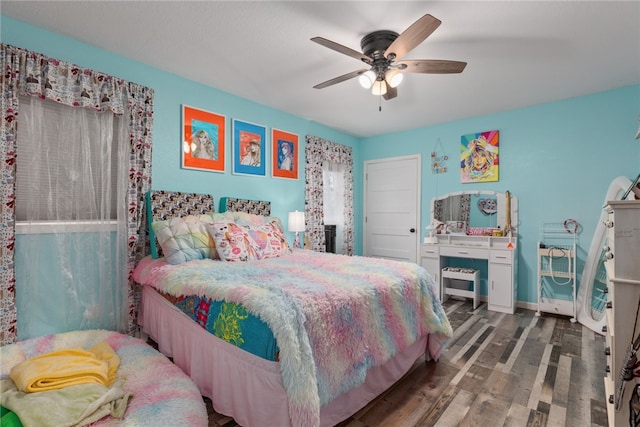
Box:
(360, 30), (399, 60)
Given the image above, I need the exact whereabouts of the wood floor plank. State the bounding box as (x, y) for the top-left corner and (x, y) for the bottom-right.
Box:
(531, 315), (556, 343)
(413, 383), (459, 426)
(485, 369), (513, 402)
(527, 409), (548, 427)
(546, 403), (567, 427)
(447, 317), (487, 360)
(459, 391), (511, 426)
(527, 343), (554, 409)
(450, 330), (497, 385)
(498, 315), (538, 373)
(504, 402), (533, 427)
(590, 397), (609, 427)
(430, 388), (475, 426)
(552, 354), (572, 407)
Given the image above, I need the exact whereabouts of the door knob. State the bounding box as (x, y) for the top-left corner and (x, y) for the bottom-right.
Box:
(410, 228), (416, 233)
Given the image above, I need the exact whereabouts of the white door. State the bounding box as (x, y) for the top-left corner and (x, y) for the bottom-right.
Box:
(364, 155), (421, 263)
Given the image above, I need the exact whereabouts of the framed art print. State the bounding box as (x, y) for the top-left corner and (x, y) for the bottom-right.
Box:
(461, 129), (499, 183)
(232, 119), (267, 176)
(181, 105), (225, 173)
(271, 128), (299, 180)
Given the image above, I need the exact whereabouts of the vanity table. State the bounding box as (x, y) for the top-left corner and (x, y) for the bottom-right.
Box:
(421, 191), (518, 314)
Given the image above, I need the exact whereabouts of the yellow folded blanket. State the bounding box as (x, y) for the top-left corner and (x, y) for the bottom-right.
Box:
(10, 341), (120, 393)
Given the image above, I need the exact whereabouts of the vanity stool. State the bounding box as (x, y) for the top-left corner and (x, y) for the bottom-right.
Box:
(441, 267), (481, 309)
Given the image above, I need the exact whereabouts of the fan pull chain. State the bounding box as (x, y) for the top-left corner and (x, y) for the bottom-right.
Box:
(379, 93), (382, 112)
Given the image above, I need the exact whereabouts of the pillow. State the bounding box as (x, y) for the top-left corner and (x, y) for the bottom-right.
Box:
(206, 220), (291, 262)
(151, 214), (218, 264)
(244, 220), (292, 259)
(218, 211), (285, 230)
(206, 221), (257, 262)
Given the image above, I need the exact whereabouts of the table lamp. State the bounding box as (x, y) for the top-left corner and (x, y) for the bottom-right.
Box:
(288, 210), (305, 249)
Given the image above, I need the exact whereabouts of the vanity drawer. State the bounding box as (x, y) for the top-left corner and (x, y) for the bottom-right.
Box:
(440, 246), (488, 259)
(420, 245), (440, 258)
(490, 250), (513, 264)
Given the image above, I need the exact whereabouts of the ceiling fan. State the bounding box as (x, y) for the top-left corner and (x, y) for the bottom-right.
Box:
(311, 13), (467, 101)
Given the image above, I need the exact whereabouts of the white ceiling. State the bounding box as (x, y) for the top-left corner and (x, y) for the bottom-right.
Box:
(2, 1), (639, 138)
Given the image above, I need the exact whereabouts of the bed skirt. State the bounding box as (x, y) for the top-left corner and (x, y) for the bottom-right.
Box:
(139, 285), (432, 427)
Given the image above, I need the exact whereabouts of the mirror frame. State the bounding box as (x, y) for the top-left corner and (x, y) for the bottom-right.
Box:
(576, 176), (633, 334)
(430, 190), (518, 236)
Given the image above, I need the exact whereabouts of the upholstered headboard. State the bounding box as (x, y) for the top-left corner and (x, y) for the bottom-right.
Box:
(146, 191), (272, 258)
(219, 197), (271, 216)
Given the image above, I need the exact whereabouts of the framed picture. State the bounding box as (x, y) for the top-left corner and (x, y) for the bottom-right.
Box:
(232, 119), (266, 176)
(461, 130), (499, 183)
(181, 105), (225, 173)
(271, 128), (299, 180)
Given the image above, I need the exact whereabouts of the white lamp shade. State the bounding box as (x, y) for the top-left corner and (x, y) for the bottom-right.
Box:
(288, 211), (305, 232)
(371, 80), (387, 96)
(358, 70), (376, 89)
(385, 69), (403, 88)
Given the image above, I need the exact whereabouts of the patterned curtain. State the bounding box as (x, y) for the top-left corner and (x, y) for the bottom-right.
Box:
(0, 44), (153, 345)
(304, 135), (354, 255)
(124, 82), (154, 334)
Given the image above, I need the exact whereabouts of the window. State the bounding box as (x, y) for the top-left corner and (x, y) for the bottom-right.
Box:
(15, 96), (123, 227)
(13, 95), (129, 338)
(322, 161), (345, 253)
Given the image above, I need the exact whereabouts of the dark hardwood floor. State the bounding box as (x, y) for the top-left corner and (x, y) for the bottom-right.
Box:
(205, 299), (608, 427)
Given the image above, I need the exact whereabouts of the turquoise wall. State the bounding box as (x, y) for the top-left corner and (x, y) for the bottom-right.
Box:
(360, 86), (640, 304)
(3, 15), (639, 311)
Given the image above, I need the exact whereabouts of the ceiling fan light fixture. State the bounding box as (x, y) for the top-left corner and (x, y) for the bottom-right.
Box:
(358, 70), (376, 89)
(385, 69), (403, 88)
(312, 13), (466, 102)
(371, 80), (387, 96)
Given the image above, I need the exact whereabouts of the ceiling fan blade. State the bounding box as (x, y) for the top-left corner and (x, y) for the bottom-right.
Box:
(313, 69), (368, 89)
(385, 14), (441, 60)
(383, 83), (397, 100)
(311, 37), (372, 64)
(399, 59), (467, 74)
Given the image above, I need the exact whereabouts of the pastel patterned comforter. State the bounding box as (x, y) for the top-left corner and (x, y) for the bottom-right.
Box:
(133, 249), (453, 427)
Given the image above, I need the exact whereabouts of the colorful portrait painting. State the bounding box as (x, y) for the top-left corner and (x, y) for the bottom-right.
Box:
(182, 105), (225, 173)
(271, 128), (299, 179)
(232, 119), (266, 176)
(460, 130), (499, 183)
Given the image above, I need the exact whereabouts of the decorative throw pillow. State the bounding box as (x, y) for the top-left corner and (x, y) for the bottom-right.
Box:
(151, 214), (218, 264)
(244, 220), (292, 259)
(206, 221), (258, 262)
(220, 211), (286, 231)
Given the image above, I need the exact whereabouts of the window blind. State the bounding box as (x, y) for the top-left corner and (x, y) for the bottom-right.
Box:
(15, 96), (122, 222)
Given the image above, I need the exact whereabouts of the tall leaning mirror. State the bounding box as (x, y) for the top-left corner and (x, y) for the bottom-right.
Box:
(576, 175), (636, 333)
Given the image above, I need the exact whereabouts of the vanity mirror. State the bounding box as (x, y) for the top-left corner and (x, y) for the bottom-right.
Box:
(430, 190), (518, 237)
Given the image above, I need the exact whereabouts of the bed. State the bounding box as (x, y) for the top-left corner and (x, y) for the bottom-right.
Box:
(0, 329), (208, 427)
(134, 190), (453, 427)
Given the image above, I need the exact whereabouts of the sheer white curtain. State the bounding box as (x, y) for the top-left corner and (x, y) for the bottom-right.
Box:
(14, 96), (128, 338)
(322, 161), (345, 254)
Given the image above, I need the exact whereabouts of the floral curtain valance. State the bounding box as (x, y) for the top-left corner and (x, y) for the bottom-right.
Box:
(5, 45), (127, 114)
